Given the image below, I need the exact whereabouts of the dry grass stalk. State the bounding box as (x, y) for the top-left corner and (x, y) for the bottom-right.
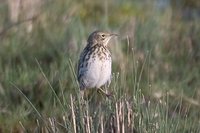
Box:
(70, 95), (76, 133)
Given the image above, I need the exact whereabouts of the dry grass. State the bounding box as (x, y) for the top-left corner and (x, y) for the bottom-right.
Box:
(0, 0), (200, 132)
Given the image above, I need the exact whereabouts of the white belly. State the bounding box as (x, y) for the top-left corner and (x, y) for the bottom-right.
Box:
(96, 59), (111, 88)
(80, 57), (111, 89)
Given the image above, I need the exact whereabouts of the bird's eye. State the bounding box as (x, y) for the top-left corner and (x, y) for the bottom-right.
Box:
(101, 34), (105, 38)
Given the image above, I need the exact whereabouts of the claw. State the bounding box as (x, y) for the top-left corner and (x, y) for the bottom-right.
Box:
(97, 88), (113, 98)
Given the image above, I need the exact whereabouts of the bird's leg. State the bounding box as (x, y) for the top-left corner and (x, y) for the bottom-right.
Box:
(97, 88), (112, 98)
(80, 90), (84, 101)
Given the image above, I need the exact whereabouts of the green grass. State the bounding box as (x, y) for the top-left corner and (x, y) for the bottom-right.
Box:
(0, 0), (200, 132)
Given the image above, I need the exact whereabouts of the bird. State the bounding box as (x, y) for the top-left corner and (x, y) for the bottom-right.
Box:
(77, 30), (117, 98)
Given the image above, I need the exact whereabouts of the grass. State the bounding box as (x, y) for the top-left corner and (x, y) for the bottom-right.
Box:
(0, 0), (200, 132)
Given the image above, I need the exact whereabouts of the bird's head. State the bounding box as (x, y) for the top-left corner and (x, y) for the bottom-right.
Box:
(87, 31), (118, 47)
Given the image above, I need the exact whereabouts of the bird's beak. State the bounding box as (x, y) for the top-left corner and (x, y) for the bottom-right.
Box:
(110, 33), (118, 37)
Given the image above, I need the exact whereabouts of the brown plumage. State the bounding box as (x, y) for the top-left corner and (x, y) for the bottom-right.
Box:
(77, 31), (117, 97)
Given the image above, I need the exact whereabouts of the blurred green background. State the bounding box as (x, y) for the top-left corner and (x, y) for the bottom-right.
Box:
(0, 0), (200, 132)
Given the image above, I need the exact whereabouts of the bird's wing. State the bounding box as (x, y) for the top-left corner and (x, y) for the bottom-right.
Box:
(77, 46), (89, 81)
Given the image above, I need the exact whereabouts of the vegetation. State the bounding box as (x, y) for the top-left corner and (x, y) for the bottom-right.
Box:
(0, 0), (199, 132)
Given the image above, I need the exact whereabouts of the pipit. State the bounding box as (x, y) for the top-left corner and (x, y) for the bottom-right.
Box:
(77, 31), (117, 98)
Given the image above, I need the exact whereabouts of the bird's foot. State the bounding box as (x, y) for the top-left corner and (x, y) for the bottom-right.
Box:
(97, 88), (113, 99)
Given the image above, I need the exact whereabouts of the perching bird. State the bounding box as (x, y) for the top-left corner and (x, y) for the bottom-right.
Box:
(77, 31), (117, 97)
